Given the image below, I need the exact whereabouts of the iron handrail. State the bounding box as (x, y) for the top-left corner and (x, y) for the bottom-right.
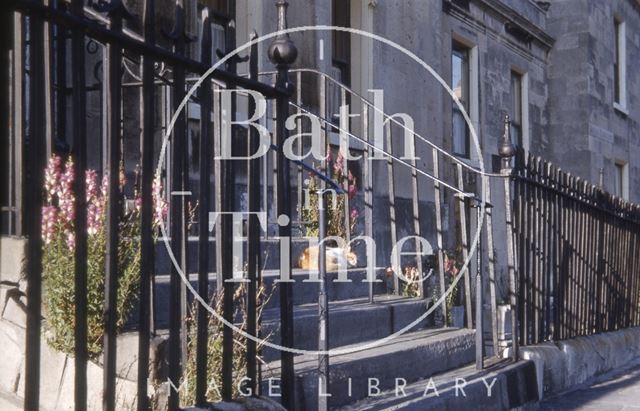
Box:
(289, 101), (476, 198)
(254, 68), (508, 179)
(267, 142), (345, 194)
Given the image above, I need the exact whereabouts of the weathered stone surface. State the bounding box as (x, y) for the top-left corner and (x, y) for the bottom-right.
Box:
(339, 359), (538, 410)
(264, 328), (476, 409)
(0, 286), (27, 328)
(0, 237), (26, 284)
(0, 319), (25, 394)
(505, 327), (640, 400)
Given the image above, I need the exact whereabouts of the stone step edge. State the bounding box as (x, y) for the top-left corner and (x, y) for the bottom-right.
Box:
(337, 359), (539, 410)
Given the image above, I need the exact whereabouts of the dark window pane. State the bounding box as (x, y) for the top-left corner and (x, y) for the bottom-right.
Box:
(452, 109), (468, 156)
(452, 43), (469, 157)
(332, 0), (351, 85)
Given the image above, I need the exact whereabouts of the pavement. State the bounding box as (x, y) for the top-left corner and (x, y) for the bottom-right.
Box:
(540, 358), (640, 410)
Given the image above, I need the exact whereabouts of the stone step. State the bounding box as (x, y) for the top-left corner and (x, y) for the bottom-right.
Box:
(128, 268), (388, 330)
(260, 295), (435, 361)
(336, 358), (538, 410)
(263, 327), (476, 409)
(154, 237), (373, 274)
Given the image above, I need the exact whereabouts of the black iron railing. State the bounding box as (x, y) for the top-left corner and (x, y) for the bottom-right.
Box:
(4, 0), (640, 410)
(511, 150), (640, 346)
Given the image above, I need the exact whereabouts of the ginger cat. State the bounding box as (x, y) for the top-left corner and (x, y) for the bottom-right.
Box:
(297, 246), (358, 271)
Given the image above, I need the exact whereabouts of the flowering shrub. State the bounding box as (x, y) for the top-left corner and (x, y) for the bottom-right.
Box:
(179, 284), (273, 405)
(41, 155), (167, 357)
(300, 149), (359, 241)
(443, 253), (461, 313)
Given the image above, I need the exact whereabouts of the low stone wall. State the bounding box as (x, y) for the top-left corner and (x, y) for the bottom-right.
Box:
(0, 237), (141, 410)
(505, 327), (640, 400)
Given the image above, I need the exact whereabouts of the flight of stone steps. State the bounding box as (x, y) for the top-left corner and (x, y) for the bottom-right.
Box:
(0, 236), (485, 410)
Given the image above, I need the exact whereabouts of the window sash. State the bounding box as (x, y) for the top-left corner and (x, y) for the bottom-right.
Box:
(452, 44), (470, 157)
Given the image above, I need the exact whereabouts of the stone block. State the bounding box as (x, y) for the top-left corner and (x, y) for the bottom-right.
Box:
(0, 286), (27, 328)
(0, 319), (25, 394)
(0, 237), (26, 284)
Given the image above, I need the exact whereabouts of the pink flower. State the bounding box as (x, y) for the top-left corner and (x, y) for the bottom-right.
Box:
(444, 255), (459, 277)
(44, 156), (62, 203)
(87, 202), (101, 235)
(333, 151), (344, 175)
(348, 183), (357, 200)
(66, 231), (75, 250)
(86, 169), (98, 202)
(152, 177), (168, 226)
(58, 159), (75, 225)
(100, 175), (109, 198)
(41, 206), (58, 244)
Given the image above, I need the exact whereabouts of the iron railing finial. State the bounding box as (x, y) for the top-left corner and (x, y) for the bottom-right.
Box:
(268, 1), (298, 68)
(499, 114), (516, 171)
(499, 114), (515, 158)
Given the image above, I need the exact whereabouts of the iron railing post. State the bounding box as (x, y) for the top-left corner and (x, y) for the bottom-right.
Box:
(99, 1), (129, 408)
(268, 1), (298, 408)
(499, 115), (518, 361)
(318, 188), (329, 411)
(71, 0), (88, 407)
(24, 0), (46, 408)
(166, 2), (188, 408)
(469, 197), (488, 370)
(137, 0), (156, 409)
(195, 7), (212, 407)
(246, 30), (261, 396)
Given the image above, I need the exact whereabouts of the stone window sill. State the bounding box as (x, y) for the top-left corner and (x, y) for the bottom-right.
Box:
(614, 102), (629, 117)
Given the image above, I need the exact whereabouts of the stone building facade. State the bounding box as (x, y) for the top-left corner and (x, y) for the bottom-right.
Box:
(228, 0), (639, 202)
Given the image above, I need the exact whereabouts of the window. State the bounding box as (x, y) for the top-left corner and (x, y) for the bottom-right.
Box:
(452, 43), (470, 157)
(614, 19), (627, 110)
(510, 71), (523, 148)
(332, 0), (351, 86)
(614, 161), (629, 200)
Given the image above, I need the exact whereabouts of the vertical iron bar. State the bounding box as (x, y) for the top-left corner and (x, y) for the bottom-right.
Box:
(408, 123), (423, 297)
(43, 4), (53, 157)
(385, 122), (399, 294)
(213, 81), (223, 291)
(362, 103), (375, 303)
(296, 71), (303, 225)
(24, 2), (46, 408)
(12, 12), (24, 236)
(484, 178), (499, 356)
(137, 1), (156, 408)
(195, 8), (212, 407)
(483, 179), (499, 355)
(340, 87), (351, 244)
(168, 3), (187, 408)
(456, 163), (473, 328)
(220, 18), (239, 403)
(70, 0), (88, 407)
(499, 116), (518, 359)
(318, 188), (329, 411)
(474, 202), (483, 370)
(54, 0), (66, 145)
(433, 151), (447, 325)
(137, 0), (155, 409)
(103, 5), (124, 410)
(268, 2), (298, 407)
(532, 158), (540, 343)
(245, 30), (261, 396)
